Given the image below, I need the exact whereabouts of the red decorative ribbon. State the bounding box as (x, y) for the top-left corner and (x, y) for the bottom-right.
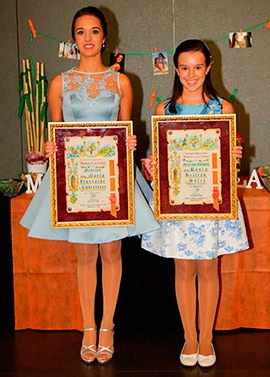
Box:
(109, 194), (117, 218)
(212, 188), (219, 211)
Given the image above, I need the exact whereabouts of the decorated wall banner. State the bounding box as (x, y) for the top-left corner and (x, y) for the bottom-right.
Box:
(49, 121), (134, 228)
(152, 114), (237, 220)
(166, 128), (222, 209)
(64, 135), (120, 214)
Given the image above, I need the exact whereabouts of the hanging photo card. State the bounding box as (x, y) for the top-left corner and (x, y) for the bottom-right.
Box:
(49, 122), (134, 228)
(109, 53), (125, 73)
(59, 41), (80, 60)
(152, 114), (237, 220)
(229, 32), (252, 48)
(152, 51), (169, 75)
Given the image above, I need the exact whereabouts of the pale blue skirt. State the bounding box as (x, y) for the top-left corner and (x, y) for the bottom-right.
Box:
(20, 167), (160, 244)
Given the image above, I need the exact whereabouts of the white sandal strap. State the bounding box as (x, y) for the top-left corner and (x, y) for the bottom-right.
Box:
(97, 325), (114, 359)
(99, 324), (114, 332)
(83, 327), (97, 332)
(81, 344), (96, 352)
(97, 345), (113, 355)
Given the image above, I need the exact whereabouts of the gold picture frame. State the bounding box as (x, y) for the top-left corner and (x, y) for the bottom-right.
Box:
(152, 114), (238, 220)
(49, 121), (134, 228)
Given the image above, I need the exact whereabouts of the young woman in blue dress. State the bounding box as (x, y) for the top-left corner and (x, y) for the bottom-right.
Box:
(21, 6), (158, 365)
(141, 39), (249, 367)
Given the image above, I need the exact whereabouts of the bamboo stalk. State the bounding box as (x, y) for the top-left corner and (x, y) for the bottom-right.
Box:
(21, 59), (47, 156)
(40, 97), (46, 154)
(26, 59), (36, 151)
(22, 59), (33, 154)
(39, 63), (45, 153)
(35, 62), (40, 152)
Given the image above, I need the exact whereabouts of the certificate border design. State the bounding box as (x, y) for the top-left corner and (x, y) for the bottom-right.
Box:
(152, 114), (237, 220)
(49, 121), (134, 228)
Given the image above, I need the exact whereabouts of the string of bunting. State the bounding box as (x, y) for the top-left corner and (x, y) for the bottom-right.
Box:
(25, 17), (269, 109)
(27, 18), (270, 55)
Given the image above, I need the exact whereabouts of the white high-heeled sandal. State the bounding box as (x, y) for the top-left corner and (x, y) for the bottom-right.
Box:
(179, 342), (199, 366)
(80, 327), (97, 364)
(97, 325), (114, 364)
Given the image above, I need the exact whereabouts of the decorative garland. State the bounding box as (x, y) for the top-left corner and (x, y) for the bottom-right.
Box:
(26, 17), (270, 108)
(28, 18), (270, 55)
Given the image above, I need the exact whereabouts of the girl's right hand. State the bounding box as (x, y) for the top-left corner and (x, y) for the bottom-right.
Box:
(44, 141), (57, 158)
(141, 155), (157, 181)
(148, 155), (157, 173)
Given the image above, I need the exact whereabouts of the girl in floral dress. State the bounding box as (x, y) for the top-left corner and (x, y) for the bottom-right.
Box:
(142, 39), (249, 367)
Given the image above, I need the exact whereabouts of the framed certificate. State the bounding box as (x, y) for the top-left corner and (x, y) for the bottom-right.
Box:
(152, 114), (238, 220)
(49, 121), (134, 228)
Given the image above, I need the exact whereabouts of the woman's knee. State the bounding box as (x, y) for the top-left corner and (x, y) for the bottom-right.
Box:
(76, 243), (99, 265)
(196, 259), (218, 280)
(175, 259), (196, 280)
(100, 240), (122, 264)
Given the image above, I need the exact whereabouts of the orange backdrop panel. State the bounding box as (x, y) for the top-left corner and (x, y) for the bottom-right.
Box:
(11, 186), (270, 331)
(11, 193), (83, 330)
(214, 186), (270, 329)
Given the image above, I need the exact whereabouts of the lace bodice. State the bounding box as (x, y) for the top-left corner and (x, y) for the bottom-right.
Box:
(62, 68), (121, 122)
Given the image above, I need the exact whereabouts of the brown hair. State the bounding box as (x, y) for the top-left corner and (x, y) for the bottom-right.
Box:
(71, 6), (108, 50)
(168, 39), (220, 113)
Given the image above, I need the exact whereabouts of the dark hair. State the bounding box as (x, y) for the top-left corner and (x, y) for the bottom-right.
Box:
(71, 6), (108, 50)
(168, 39), (220, 113)
(244, 33), (251, 47)
(231, 33), (238, 48)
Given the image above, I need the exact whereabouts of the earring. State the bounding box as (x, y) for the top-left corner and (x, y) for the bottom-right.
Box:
(102, 42), (106, 48)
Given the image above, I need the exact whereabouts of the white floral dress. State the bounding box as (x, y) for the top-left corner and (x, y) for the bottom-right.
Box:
(141, 98), (249, 260)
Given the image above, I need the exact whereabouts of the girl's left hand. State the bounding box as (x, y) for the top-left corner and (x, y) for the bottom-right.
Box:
(232, 145), (242, 163)
(126, 134), (137, 151)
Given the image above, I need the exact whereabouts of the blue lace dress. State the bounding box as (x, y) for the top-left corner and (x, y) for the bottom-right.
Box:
(141, 98), (249, 260)
(20, 68), (159, 243)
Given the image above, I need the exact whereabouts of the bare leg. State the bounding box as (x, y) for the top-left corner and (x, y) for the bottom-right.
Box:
(76, 243), (99, 359)
(174, 259), (198, 354)
(197, 259), (219, 355)
(98, 239), (122, 362)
